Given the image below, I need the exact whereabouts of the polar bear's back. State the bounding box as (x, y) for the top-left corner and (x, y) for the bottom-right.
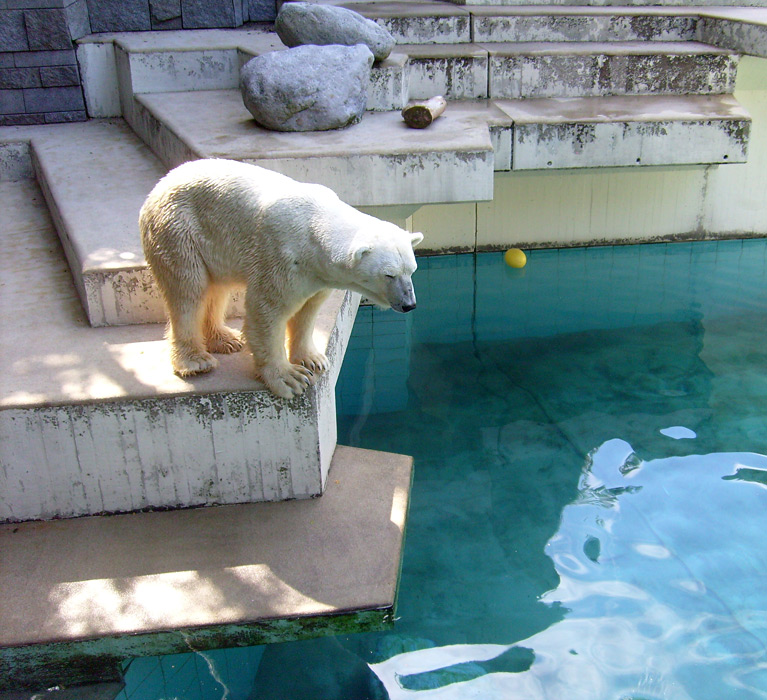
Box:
(145, 159), (323, 215)
(140, 159), (345, 272)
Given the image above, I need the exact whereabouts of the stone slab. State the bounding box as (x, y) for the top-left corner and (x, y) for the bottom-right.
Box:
(24, 119), (168, 327)
(699, 10), (767, 58)
(397, 42), (489, 100)
(0, 443), (413, 691)
(133, 89), (496, 205)
(483, 40), (739, 99)
(343, 1), (472, 44)
(495, 93), (751, 169)
(471, 7), (698, 43)
(0, 178), (360, 520)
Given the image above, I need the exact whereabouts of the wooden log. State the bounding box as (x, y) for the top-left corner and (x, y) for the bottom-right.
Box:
(401, 96), (447, 129)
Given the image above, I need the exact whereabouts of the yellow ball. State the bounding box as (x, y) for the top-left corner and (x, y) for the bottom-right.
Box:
(504, 248), (527, 268)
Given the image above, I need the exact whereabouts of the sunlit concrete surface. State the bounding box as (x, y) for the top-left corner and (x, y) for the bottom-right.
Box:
(0, 444), (413, 690)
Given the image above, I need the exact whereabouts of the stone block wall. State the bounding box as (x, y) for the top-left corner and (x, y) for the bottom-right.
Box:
(0, 0), (277, 126)
(1, 1), (89, 125)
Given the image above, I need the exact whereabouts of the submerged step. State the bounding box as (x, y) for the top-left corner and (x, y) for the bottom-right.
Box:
(0, 444), (413, 692)
(496, 93), (751, 169)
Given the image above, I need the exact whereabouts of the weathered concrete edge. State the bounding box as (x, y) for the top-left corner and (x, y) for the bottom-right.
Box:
(699, 14), (767, 58)
(0, 608), (395, 692)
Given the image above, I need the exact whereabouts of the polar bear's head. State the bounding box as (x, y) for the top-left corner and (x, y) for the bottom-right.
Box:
(349, 226), (424, 313)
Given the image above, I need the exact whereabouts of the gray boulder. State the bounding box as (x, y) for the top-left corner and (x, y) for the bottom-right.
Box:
(275, 2), (395, 62)
(240, 44), (374, 132)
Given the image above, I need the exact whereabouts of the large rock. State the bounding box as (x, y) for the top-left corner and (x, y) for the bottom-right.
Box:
(275, 2), (395, 62)
(240, 44), (374, 132)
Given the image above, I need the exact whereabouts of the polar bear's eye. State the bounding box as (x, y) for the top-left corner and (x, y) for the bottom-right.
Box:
(385, 274), (395, 279)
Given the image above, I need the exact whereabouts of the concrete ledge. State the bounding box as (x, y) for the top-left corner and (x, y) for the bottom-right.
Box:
(484, 40), (739, 99)
(132, 89), (497, 206)
(0, 445), (413, 692)
(496, 93), (751, 169)
(471, 6), (699, 43)
(0, 178), (361, 520)
(28, 119), (168, 327)
(699, 10), (767, 58)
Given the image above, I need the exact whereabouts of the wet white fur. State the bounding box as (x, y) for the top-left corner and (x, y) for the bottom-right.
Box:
(139, 159), (422, 399)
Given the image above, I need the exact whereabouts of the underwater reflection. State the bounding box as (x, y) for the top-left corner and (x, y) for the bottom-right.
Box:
(370, 436), (767, 700)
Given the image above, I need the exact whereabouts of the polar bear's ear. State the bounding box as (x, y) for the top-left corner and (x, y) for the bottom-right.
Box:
(411, 232), (424, 247)
(352, 244), (372, 263)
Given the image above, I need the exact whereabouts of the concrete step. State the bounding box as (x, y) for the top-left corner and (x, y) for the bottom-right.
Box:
(27, 119), (167, 327)
(483, 40), (738, 99)
(0, 176), (359, 520)
(396, 40), (738, 101)
(495, 93), (751, 170)
(0, 443), (412, 693)
(699, 8), (767, 58)
(82, 27), (747, 110)
(470, 6), (699, 43)
(347, 1), (473, 44)
(318, 2), (767, 52)
(444, 0), (767, 7)
(129, 88), (496, 206)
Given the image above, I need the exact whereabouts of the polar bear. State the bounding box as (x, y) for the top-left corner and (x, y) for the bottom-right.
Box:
(139, 159), (423, 399)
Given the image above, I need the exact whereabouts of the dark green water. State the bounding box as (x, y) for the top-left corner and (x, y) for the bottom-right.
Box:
(120, 240), (767, 700)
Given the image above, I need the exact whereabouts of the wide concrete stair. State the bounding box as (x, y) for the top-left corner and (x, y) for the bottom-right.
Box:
(74, 1), (767, 206)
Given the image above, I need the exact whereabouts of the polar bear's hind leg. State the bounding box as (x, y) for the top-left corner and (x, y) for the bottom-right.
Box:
(154, 256), (217, 377)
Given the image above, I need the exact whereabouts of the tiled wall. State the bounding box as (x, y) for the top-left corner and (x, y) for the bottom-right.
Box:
(0, 0), (276, 125)
(117, 646), (263, 700)
(337, 306), (414, 416)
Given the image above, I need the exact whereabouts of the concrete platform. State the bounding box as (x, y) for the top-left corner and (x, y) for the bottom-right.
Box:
(0, 444), (413, 692)
(0, 179), (359, 521)
(496, 93), (751, 169)
(131, 89), (496, 206)
(470, 6), (699, 43)
(26, 119), (165, 327)
(347, 1), (473, 44)
(484, 40), (739, 99)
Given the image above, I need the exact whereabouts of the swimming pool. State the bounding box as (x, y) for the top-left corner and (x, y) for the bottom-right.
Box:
(119, 239), (767, 699)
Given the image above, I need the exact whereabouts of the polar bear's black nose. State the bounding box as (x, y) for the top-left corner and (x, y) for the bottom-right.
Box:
(402, 302), (416, 313)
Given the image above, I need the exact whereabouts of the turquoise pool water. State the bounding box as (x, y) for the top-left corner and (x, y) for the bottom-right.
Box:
(120, 239), (767, 699)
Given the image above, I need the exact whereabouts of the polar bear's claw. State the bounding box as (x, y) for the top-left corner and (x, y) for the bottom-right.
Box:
(292, 350), (329, 375)
(207, 327), (244, 354)
(262, 362), (317, 399)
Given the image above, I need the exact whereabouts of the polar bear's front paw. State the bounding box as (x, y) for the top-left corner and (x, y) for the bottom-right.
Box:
(261, 362), (316, 399)
(173, 351), (218, 377)
(207, 326), (244, 354)
(290, 348), (329, 375)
